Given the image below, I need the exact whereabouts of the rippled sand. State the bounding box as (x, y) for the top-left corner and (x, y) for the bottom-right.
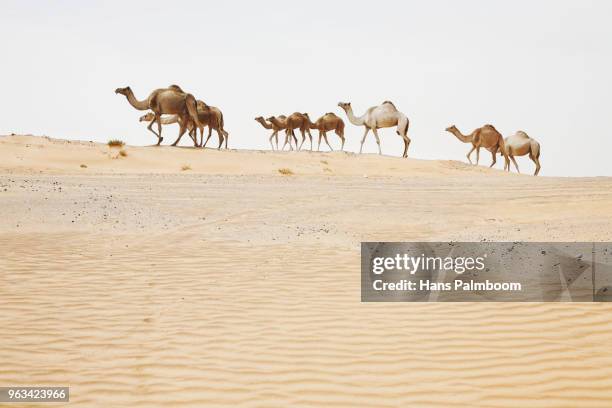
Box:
(2, 135), (612, 407)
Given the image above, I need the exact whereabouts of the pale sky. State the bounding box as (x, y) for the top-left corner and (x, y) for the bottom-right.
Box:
(2, 0), (611, 176)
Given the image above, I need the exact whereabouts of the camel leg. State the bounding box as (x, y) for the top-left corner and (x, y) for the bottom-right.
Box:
(402, 136), (411, 158)
(203, 127), (214, 148)
(291, 131), (298, 151)
(372, 128), (382, 155)
(336, 129), (345, 151)
(317, 131), (323, 151)
(224, 131), (229, 149)
(466, 146), (475, 164)
(307, 129), (313, 151)
(171, 121), (188, 146)
(216, 129), (224, 150)
(510, 155), (520, 173)
(323, 133), (333, 151)
(531, 153), (541, 176)
(489, 149), (497, 168)
(359, 128), (370, 154)
(147, 117), (163, 145)
(282, 131), (290, 151)
(275, 132), (279, 150)
(475, 147), (481, 165)
(297, 130), (307, 151)
(269, 132), (276, 150)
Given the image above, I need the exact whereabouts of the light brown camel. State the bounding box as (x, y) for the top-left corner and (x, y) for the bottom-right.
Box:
(310, 113), (346, 151)
(338, 101), (411, 157)
(445, 124), (510, 170)
(255, 116), (287, 150)
(285, 112), (314, 151)
(267, 116), (299, 151)
(115, 85), (200, 146)
(500, 131), (542, 175)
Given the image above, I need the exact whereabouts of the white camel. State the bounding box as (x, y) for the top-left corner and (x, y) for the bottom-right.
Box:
(338, 101), (411, 157)
(502, 131), (542, 176)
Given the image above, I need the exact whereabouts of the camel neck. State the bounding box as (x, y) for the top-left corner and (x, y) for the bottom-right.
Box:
(449, 128), (472, 143)
(343, 107), (364, 126)
(256, 119), (273, 129)
(125, 90), (149, 110)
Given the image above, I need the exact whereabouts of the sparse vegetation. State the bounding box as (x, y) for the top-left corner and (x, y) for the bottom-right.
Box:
(321, 160), (328, 165)
(181, 164), (192, 171)
(80, 164), (87, 168)
(119, 149), (128, 157)
(107, 139), (125, 148)
(278, 168), (294, 176)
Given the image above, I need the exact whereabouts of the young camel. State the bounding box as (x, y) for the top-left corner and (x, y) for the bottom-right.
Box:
(310, 113), (346, 151)
(115, 85), (200, 146)
(445, 124), (510, 170)
(268, 116), (299, 151)
(255, 115), (287, 150)
(139, 112), (198, 146)
(338, 101), (411, 157)
(501, 131), (542, 176)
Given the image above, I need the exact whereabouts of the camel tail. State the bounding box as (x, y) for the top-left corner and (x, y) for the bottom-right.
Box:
(185, 94), (200, 127)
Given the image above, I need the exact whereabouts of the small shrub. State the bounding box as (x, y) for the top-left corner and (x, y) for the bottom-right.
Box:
(107, 139), (125, 148)
(80, 164), (87, 168)
(320, 160), (328, 165)
(181, 164), (192, 171)
(119, 149), (128, 157)
(278, 168), (294, 176)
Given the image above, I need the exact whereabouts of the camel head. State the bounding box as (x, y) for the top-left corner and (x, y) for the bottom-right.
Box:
(254, 116), (265, 122)
(266, 116), (276, 122)
(337, 102), (351, 111)
(115, 86), (131, 96)
(139, 112), (155, 122)
(445, 125), (458, 133)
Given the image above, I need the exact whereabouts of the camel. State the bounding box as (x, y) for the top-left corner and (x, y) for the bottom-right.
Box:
(338, 101), (411, 157)
(115, 85), (200, 146)
(445, 124), (510, 170)
(500, 131), (542, 176)
(255, 116), (287, 150)
(267, 116), (299, 151)
(285, 112), (314, 151)
(310, 113), (346, 151)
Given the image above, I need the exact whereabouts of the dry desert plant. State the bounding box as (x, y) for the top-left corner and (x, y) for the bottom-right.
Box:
(278, 168), (294, 176)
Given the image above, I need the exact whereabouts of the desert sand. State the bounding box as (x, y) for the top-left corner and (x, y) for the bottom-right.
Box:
(2, 134), (612, 407)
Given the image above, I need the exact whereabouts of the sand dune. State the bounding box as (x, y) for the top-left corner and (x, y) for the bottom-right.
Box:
(2, 134), (612, 407)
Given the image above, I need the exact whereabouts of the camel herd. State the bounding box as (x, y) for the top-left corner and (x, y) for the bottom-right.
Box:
(115, 85), (542, 175)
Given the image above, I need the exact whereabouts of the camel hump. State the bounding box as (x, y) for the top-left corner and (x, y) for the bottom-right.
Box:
(168, 84), (184, 92)
(325, 112), (335, 116)
(515, 130), (530, 138)
(382, 100), (397, 108)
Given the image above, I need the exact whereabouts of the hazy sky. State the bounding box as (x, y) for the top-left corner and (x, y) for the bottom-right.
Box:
(2, 0), (611, 176)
